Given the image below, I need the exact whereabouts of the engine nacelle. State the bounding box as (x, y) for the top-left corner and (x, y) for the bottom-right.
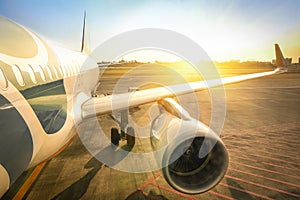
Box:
(150, 98), (229, 194)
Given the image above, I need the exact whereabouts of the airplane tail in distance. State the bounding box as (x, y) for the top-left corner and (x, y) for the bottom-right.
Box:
(274, 44), (287, 70)
(81, 11), (91, 55)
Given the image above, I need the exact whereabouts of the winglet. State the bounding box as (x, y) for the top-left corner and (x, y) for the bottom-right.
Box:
(274, 44), (287, 70)
(81, 11), (91, 55)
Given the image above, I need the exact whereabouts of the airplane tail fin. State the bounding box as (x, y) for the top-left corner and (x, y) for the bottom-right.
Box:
(81, 11), (91, 55)
(274, 44), (287, 70)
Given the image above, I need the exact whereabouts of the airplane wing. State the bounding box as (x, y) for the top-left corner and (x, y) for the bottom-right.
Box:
(81, 69), (279, 118)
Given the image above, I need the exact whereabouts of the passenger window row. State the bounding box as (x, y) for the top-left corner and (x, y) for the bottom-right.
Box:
(0, 63), (79, 89)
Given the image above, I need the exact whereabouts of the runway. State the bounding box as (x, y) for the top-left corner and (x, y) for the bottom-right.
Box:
(2, 65), (300, 200)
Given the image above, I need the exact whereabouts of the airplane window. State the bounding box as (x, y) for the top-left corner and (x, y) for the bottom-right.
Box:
(12, 64), (25, 86)
(51, 65), (59, 79)
(0, 67), (8, 89)
(75, 64), (79, 74)
(38, 65), (46, 82)
(59, 65), (66, 78)
(68, 65), (74, 76)
(64, 65), (70, 77)
(45, 65), (54, 80)
(65, 65), (70, 76)
(69, 64), (74, 75)
(73, 61), (79, 74)
(27, 65), (37, 84)
(56, 65), (63, 78)
(73, 64), (77, 74)
(73, 63), (78, 74)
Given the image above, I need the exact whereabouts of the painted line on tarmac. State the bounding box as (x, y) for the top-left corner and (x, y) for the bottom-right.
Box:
(13, 162), (46, 200)
(225, 175), (300, 198)
(219, 182), (273, 200)
(228, 168), (300, 189)
(230, 161), (300, 180)
(230, 154), (300, 173)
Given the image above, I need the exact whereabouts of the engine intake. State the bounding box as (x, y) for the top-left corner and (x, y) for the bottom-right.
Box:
(162, 134), (229, 194)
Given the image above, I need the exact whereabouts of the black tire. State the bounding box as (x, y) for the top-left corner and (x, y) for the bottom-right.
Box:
(111, 127), (120, 146)
(126, 127), (135, 147)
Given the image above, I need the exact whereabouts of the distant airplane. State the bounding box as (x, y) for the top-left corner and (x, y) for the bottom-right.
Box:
(0, 13), (287, 198)
(274, 43), (288, 72)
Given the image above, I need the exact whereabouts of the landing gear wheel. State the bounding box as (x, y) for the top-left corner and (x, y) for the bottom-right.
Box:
(126, 127), (135, 147)
(111, 127), (120, 146)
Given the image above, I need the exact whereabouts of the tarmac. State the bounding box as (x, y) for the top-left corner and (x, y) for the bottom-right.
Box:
(2, 65), (300, 200)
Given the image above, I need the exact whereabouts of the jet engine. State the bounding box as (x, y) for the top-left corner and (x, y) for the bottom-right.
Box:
(150, 98), (229, 194)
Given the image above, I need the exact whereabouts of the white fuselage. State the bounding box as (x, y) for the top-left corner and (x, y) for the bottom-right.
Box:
(0, 16), (97, 197)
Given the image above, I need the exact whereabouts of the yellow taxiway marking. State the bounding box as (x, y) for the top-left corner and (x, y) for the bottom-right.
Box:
(13, 161), (46, 200)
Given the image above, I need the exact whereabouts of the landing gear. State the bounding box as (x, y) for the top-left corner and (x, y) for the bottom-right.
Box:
(110, 126), (136, 148)
(110, 109), (136, 148)
(126, 127), (135, 147)
(111, 127), (120, 146)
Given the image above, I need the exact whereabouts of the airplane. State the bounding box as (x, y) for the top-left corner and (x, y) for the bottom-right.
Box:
(0, 13), (288, 198)
(274, 43), (289, 72)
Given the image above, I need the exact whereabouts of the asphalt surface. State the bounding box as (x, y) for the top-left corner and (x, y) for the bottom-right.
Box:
(4, 65), (300, 200)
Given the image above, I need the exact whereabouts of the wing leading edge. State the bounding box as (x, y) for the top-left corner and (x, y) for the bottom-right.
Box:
(81, 68), (279, 119)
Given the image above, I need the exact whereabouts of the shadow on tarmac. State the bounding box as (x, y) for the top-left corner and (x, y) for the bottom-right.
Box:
(51, 157), (103, 200)
(51, 143), (134, 200)
(126, 190), (168, 200)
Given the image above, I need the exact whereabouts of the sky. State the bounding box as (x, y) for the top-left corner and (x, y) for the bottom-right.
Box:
(0, 0), (300, 62)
